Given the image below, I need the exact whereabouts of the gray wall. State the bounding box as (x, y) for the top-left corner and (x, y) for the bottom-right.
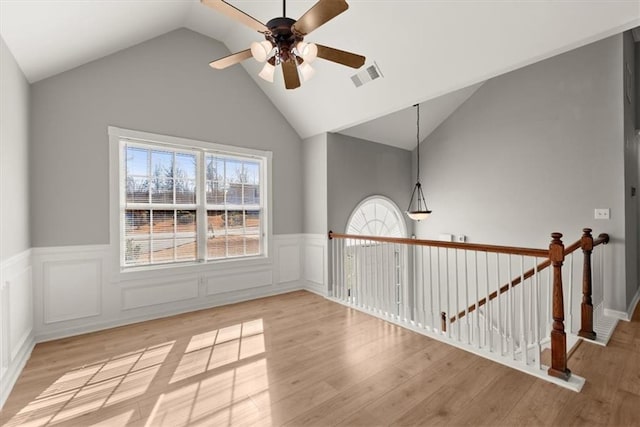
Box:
(29, 28), (303, 247)
(623, 31), (639, 308)
(1, 37), (30, 260)
(327, 133), (412, 234)
(416, 35), (629, 311)
(636, 42), (640, 128)
(302, 133), (327, 234)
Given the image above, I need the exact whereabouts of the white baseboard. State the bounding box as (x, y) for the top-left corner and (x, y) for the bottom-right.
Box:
(301, 279), (327, 297)
(0, 334), (34, 410)
(604, 286), (640, 322)
(627, 286), (640, 319)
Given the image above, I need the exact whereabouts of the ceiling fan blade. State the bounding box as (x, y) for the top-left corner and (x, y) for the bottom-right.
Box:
(201, 0), (268, 33)
(281, 60), (301, 90)
(316, 44), (365, 69)
(209, 49), (253, 69)
(292, 0), (348, 35)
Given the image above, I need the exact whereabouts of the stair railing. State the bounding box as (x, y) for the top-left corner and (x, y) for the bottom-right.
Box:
(328, 228), (609, 388)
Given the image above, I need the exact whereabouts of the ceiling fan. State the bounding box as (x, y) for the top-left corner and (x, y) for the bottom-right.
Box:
(201, 0), (366, 89)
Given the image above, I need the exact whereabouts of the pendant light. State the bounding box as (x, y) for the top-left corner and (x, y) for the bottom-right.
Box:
(406, 103), (432, 221)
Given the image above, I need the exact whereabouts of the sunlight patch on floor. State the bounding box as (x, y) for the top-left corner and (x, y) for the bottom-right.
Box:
(170, 319), (265, 384)
(4, 341), (174, 427)
(145, 358), (270, 426)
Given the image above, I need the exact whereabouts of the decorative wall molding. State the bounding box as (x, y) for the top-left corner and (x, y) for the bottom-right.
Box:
(122, 277), (200, 310)
(302, 234), (328, 296)
(0, 249), (34, 410)
(43, 259), (102, 323)
(29, 234), (315, 342)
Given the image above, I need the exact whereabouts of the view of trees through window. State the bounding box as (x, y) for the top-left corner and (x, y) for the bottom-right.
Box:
(122, 143), (263, 267)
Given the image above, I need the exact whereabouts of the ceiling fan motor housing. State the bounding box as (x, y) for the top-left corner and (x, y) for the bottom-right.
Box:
(265, 17), (302, 62)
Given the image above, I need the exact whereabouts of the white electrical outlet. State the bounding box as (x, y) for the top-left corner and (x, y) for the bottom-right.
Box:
(457, 235), (467, 243)
(594, 208), (610, 220)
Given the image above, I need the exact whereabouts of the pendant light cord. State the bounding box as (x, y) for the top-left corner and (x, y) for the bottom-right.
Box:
(415, 103), (420, 183)
(283, 0), (286, 17)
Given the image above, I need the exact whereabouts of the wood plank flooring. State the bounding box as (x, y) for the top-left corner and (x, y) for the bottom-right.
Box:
(1, 290), (638, 426)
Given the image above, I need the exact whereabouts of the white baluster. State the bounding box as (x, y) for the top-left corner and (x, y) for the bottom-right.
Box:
(520, 256), (526, 365)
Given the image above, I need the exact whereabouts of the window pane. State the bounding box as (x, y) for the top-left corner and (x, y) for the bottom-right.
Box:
(227, 237), (245, 257)
(176, 210), (197, 234)
(125, 210), (150, 236)
(176, 153), (196, 179)
(125, 238), (149, 265)
(126, 146), (148, 176)
(151, 150), (173, 176)
(206, 180), (225, 204)
(151, 177), (173, 203)
(226, 159), (243, 183)
(176, 238), (197, 261)
(207, 210), (226, 259)
(227, 183), (242, 205)
(226, 210), (244, 231)
(126, 177), (149, 203)
(176, 179), (196, 204)
(151, 210), (175, 235)
(245, 210), (260, 256)
(152, 239), (175, 263)
(244, 161), (259, 184)
(243, 183), (259, 205)
(227, 210), (245, 257)
(245, 235), (260, 256)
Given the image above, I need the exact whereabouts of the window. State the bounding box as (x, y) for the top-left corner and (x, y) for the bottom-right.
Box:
(346, 196), (407, 238)
(110, 127), (271, 270)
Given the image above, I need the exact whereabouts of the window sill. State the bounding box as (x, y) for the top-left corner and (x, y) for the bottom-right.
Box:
(113, 255), (272, 283)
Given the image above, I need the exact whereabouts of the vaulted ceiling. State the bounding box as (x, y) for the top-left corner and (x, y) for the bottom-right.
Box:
(1, 1), (639, 149)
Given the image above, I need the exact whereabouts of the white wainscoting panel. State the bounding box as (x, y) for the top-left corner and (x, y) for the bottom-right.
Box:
(303, 234), (328, 296)
(122, 278), (199, 310)
(0, 249), (34, 410)
(43, 259), (101, 323)
(30, 235), (313, 342)
(274, 234), (303, 285)
(206, 267), (272, 295)
(8, 266), (32, 361)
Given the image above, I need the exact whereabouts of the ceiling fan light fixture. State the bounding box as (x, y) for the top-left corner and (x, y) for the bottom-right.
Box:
(296, 41), (318, 63)
(298, 62), (316, 81)
(251, 40), (273, 62)
(258, 62), (276, 82)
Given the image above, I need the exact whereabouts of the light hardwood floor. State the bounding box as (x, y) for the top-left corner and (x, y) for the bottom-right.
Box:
(1, 290), (639, 426)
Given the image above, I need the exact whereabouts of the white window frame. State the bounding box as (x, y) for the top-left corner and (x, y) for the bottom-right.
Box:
(109, 126), (273, 279)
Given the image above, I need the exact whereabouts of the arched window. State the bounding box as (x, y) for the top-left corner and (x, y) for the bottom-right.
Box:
(346, 196), (407, 238)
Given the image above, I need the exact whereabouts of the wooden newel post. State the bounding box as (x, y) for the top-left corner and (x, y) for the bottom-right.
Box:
(548, 232), (571, 380)
(578, 228), (596, 340)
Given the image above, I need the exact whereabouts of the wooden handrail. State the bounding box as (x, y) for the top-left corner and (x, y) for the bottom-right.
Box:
(594, 233), (610, 246)
(328, 231), (548, 258)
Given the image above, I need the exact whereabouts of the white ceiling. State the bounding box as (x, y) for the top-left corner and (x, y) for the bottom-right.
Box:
(1, 1), (639, 149)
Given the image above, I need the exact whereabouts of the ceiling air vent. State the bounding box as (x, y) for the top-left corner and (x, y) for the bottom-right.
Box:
(351, 62), (383, 88)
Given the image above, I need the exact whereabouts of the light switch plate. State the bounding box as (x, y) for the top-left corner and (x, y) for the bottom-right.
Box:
(594, 208), (610, 220)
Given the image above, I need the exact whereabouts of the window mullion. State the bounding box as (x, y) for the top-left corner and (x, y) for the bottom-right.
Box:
(197, 151), (207, 262)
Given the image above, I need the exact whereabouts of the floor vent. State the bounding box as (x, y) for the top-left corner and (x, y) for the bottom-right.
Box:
(351, 62), (383, 87)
